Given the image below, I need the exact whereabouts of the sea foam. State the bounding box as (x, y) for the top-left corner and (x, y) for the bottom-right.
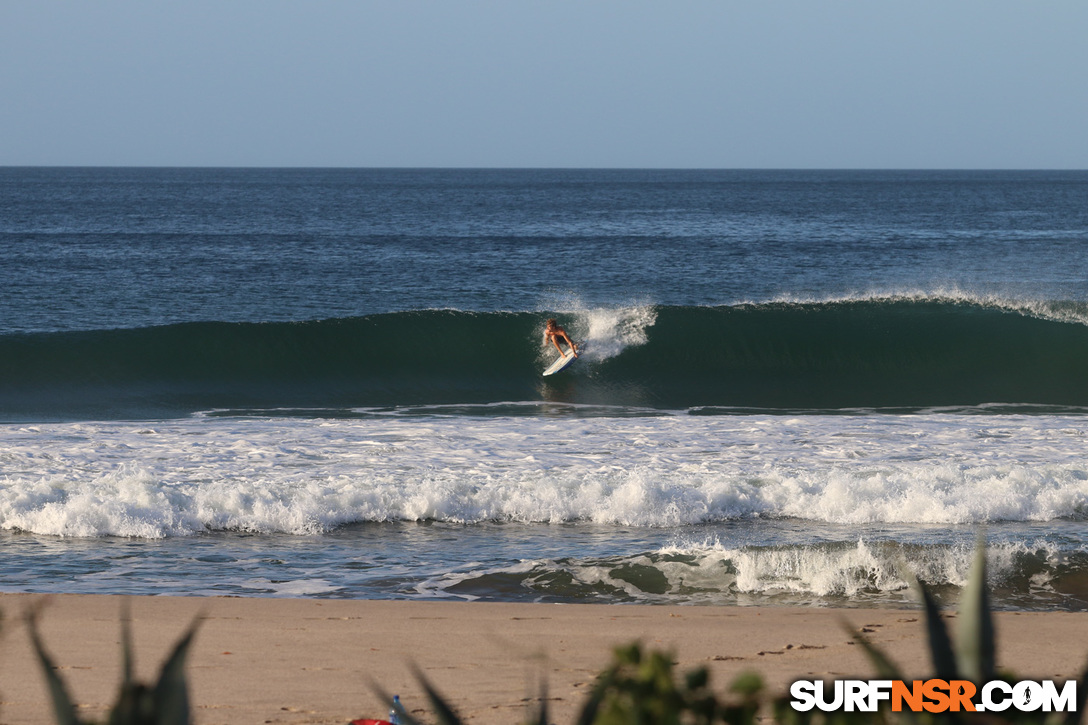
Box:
(1, 414), (1086, 538)
(536, 302), (657, 364)
(414, 537), (1080, 606)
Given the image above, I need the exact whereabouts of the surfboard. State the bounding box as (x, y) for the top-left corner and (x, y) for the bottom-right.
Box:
(543, 348), (578, 376)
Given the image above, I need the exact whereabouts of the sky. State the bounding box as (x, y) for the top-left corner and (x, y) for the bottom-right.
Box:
(1, 1), (1086, 169)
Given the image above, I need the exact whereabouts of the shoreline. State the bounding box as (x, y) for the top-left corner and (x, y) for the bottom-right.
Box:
(0, 594), (1085, 725)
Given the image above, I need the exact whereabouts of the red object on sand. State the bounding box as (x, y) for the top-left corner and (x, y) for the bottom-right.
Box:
(350, 720), (393, 725)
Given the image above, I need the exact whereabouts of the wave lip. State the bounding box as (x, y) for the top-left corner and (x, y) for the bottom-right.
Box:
(3, 296), (1088, 418)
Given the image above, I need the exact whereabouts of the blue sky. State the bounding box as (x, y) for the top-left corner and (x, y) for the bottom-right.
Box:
(2, 1), (1085, 168)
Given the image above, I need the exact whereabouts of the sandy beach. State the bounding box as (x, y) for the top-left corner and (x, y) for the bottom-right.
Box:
(0, 594), (1084, 725)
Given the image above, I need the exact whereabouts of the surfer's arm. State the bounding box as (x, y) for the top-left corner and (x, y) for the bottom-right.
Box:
(562, 333), (579, 356)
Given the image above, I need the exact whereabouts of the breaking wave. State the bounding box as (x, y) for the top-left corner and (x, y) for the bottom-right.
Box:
(3, 296), (1088, 419)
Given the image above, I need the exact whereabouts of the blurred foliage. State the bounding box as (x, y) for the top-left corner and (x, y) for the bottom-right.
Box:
(25, 602), (199, 725)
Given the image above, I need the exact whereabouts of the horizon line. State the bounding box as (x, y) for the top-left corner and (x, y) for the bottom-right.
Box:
(3, 165), (1087, 173)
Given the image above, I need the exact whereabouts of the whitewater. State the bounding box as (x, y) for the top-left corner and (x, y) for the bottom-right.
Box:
(4, 414), (1087, 536)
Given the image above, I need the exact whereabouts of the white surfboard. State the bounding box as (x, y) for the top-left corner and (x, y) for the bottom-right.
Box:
(543, 349), (577, 376)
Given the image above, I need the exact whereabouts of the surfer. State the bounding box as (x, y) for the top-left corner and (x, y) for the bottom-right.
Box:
(544, 319), (578, 357)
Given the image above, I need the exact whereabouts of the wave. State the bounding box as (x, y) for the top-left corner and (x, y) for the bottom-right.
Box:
(6, 461), (1087, 536)
(4, 297), (1088, 418)
(3, 415), (1086, 538)
(417, 539), (1088, 610)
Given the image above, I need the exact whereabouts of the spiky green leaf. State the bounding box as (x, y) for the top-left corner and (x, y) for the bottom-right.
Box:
(25, 608), (81, 725)
(368, 682), (424, 725)
(120, 600), (135, 687)
(410, 666), (465, 725)
(528, 676), (549, 725)
(151, 617), (200, 725)
(913, 575), (958, 680)
(955, 534), (995, 683)
(573, 666), (615, 725)
(843, 621), (905, 681)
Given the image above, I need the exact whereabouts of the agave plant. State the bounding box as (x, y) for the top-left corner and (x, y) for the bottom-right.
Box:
(370, 662), (549, 725)
(371, 644), (768, 725)
(849, 535), (1088, 724)
(573, 643), (727, 725)
(25, 602), (200, 725)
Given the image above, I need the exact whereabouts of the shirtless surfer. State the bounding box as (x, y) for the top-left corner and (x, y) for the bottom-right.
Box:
(544, 319), (578, 358)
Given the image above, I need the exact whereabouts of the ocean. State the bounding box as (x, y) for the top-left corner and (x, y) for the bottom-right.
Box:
(1, 168), (1086, 610)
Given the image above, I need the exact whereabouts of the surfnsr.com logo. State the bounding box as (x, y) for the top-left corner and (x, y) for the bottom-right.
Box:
(790, 679), (1078, 714)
